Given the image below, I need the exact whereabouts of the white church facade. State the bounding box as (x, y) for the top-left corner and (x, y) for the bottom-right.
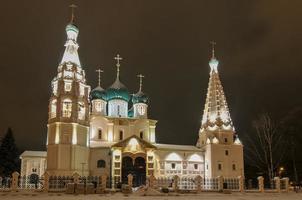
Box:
(20, 13), (244, 187)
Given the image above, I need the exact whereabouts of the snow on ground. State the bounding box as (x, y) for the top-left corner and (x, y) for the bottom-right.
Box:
(0, 192), (302, 200)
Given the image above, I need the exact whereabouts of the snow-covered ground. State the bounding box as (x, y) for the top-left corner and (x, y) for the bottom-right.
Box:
(0, 192), (302, 200)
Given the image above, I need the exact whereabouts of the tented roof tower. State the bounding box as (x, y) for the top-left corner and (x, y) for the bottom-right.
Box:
(200, 43), (235, 135)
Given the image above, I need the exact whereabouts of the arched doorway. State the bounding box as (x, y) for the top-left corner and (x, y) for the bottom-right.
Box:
(121, 156), (146, 187)
(122, 156), (134, 184)
(133, 157), (146, 187)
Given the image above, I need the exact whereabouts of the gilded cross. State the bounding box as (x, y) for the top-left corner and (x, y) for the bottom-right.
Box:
(69, 4), (77, 23)
(137, 74), (144, 92)
(96, 68), (104, 87)
(114, 54), (123, 78)
(210, 41), (216, 59)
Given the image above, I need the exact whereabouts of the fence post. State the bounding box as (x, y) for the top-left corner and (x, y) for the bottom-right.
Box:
(195, 175), (202, 193)
(238, 176), (244, 193)
(127, 174), (133, 187)
(274, 177), (280, 193)
(43, 171), (50, 192)
(11, 171), (19, 192)
(101, 174), (107, 190)
(282, 177), (289, 192)
(173, 175), (179, 192)
(257, 176), (264, 193)
(218, 176), (223, 191)
(149, 174), (156, 188)
(73, 172), (80, 184)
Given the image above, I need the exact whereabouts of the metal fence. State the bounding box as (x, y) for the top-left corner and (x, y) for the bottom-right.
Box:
(0, 173), (289, 193)
(18, 175), (43, 190)
(155, 176), (173, 189)
(49, 176), (73, 192)
(0, 177), (11, 190)
(179, 176), (197, 190)
(202, 177), (219, 190)
(223, 178), (240, 190)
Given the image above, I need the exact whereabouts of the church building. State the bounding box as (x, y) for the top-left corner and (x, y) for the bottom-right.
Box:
(20, 11), (244, 187)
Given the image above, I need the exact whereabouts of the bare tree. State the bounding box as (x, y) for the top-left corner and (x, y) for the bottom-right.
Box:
(244, 113), (286, 182)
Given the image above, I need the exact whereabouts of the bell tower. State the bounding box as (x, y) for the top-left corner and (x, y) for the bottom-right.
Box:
(197, 42), (244, 178)
(46, 5), (90, 176)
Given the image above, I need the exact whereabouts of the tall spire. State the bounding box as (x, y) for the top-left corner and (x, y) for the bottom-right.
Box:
(114, 54), (123, 79)
(200, 44), (234, 132)
(96, 68), (104, 87)
(137, 74), (144, 92)
(209, 41), (219, 73)
(60, 5), (81, 67)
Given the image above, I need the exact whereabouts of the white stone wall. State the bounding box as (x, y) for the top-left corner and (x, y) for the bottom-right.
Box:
(89, 116), (156, 144)
(153, 150), (204, 177)
(89, 148), (111, 176)
(204, 143), (244, 178)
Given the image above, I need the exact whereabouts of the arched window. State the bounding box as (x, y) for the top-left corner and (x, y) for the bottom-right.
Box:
(117, 105), (121, 117)
(97, 160), (106, 168)
(52, 81), (58, 95)
(98, 129), (102, 140)
(138, 105), (146, 115)
(94, 100), (103, 112)
(119, 130), (123, 140)
(64, 81), (72, 92)
(50, 99), (57, 118)
(140, 131), (144, 139)
(78, 102), (85, 120)
(62, 99), (72, 117)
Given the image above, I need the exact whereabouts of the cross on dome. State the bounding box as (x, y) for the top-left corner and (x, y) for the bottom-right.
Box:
(69, 4), (77, 24)
(96, 68), (104, 87)
(137, 74), (145, 92)
(114, 54), (123, 78)
(210, 41), (216, 59)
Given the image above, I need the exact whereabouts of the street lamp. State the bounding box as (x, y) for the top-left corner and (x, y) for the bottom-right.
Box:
(279, 167), (284, 177)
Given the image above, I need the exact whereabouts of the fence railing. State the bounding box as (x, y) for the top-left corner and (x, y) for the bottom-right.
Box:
(0, 171), (289, 194)
(202, 177), (219, 190)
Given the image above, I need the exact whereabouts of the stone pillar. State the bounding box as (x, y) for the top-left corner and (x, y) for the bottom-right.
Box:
(149, 174), (156, 188)
(238, 176), (244, 193)
(195, 175), (202, 193)
(172, 175), (179, 192)
(127, 174), (133, 187)
(43, 172), (50, 192)
(11, 171), (19, 192)
(257, 176), (264, 193)
(282, 177), (289, 192)
(218, 176), (224, 191)
(274, 177), (280, 193)
(73, 172), (80, 184)
(101, 174), (107, 190)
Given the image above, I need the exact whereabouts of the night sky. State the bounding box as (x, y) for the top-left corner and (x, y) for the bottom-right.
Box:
(0, 1), (301, 151)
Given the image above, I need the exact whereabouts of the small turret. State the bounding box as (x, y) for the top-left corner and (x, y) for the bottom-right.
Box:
(132, 74), (149, 118)
(90, 68), (107, 115)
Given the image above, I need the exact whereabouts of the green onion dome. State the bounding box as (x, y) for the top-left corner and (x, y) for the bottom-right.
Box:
(106, 79), (130, 102)
(132, 91), (149, 104)
(90, 86), (107, 101)
(66, 23), (79, 34)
